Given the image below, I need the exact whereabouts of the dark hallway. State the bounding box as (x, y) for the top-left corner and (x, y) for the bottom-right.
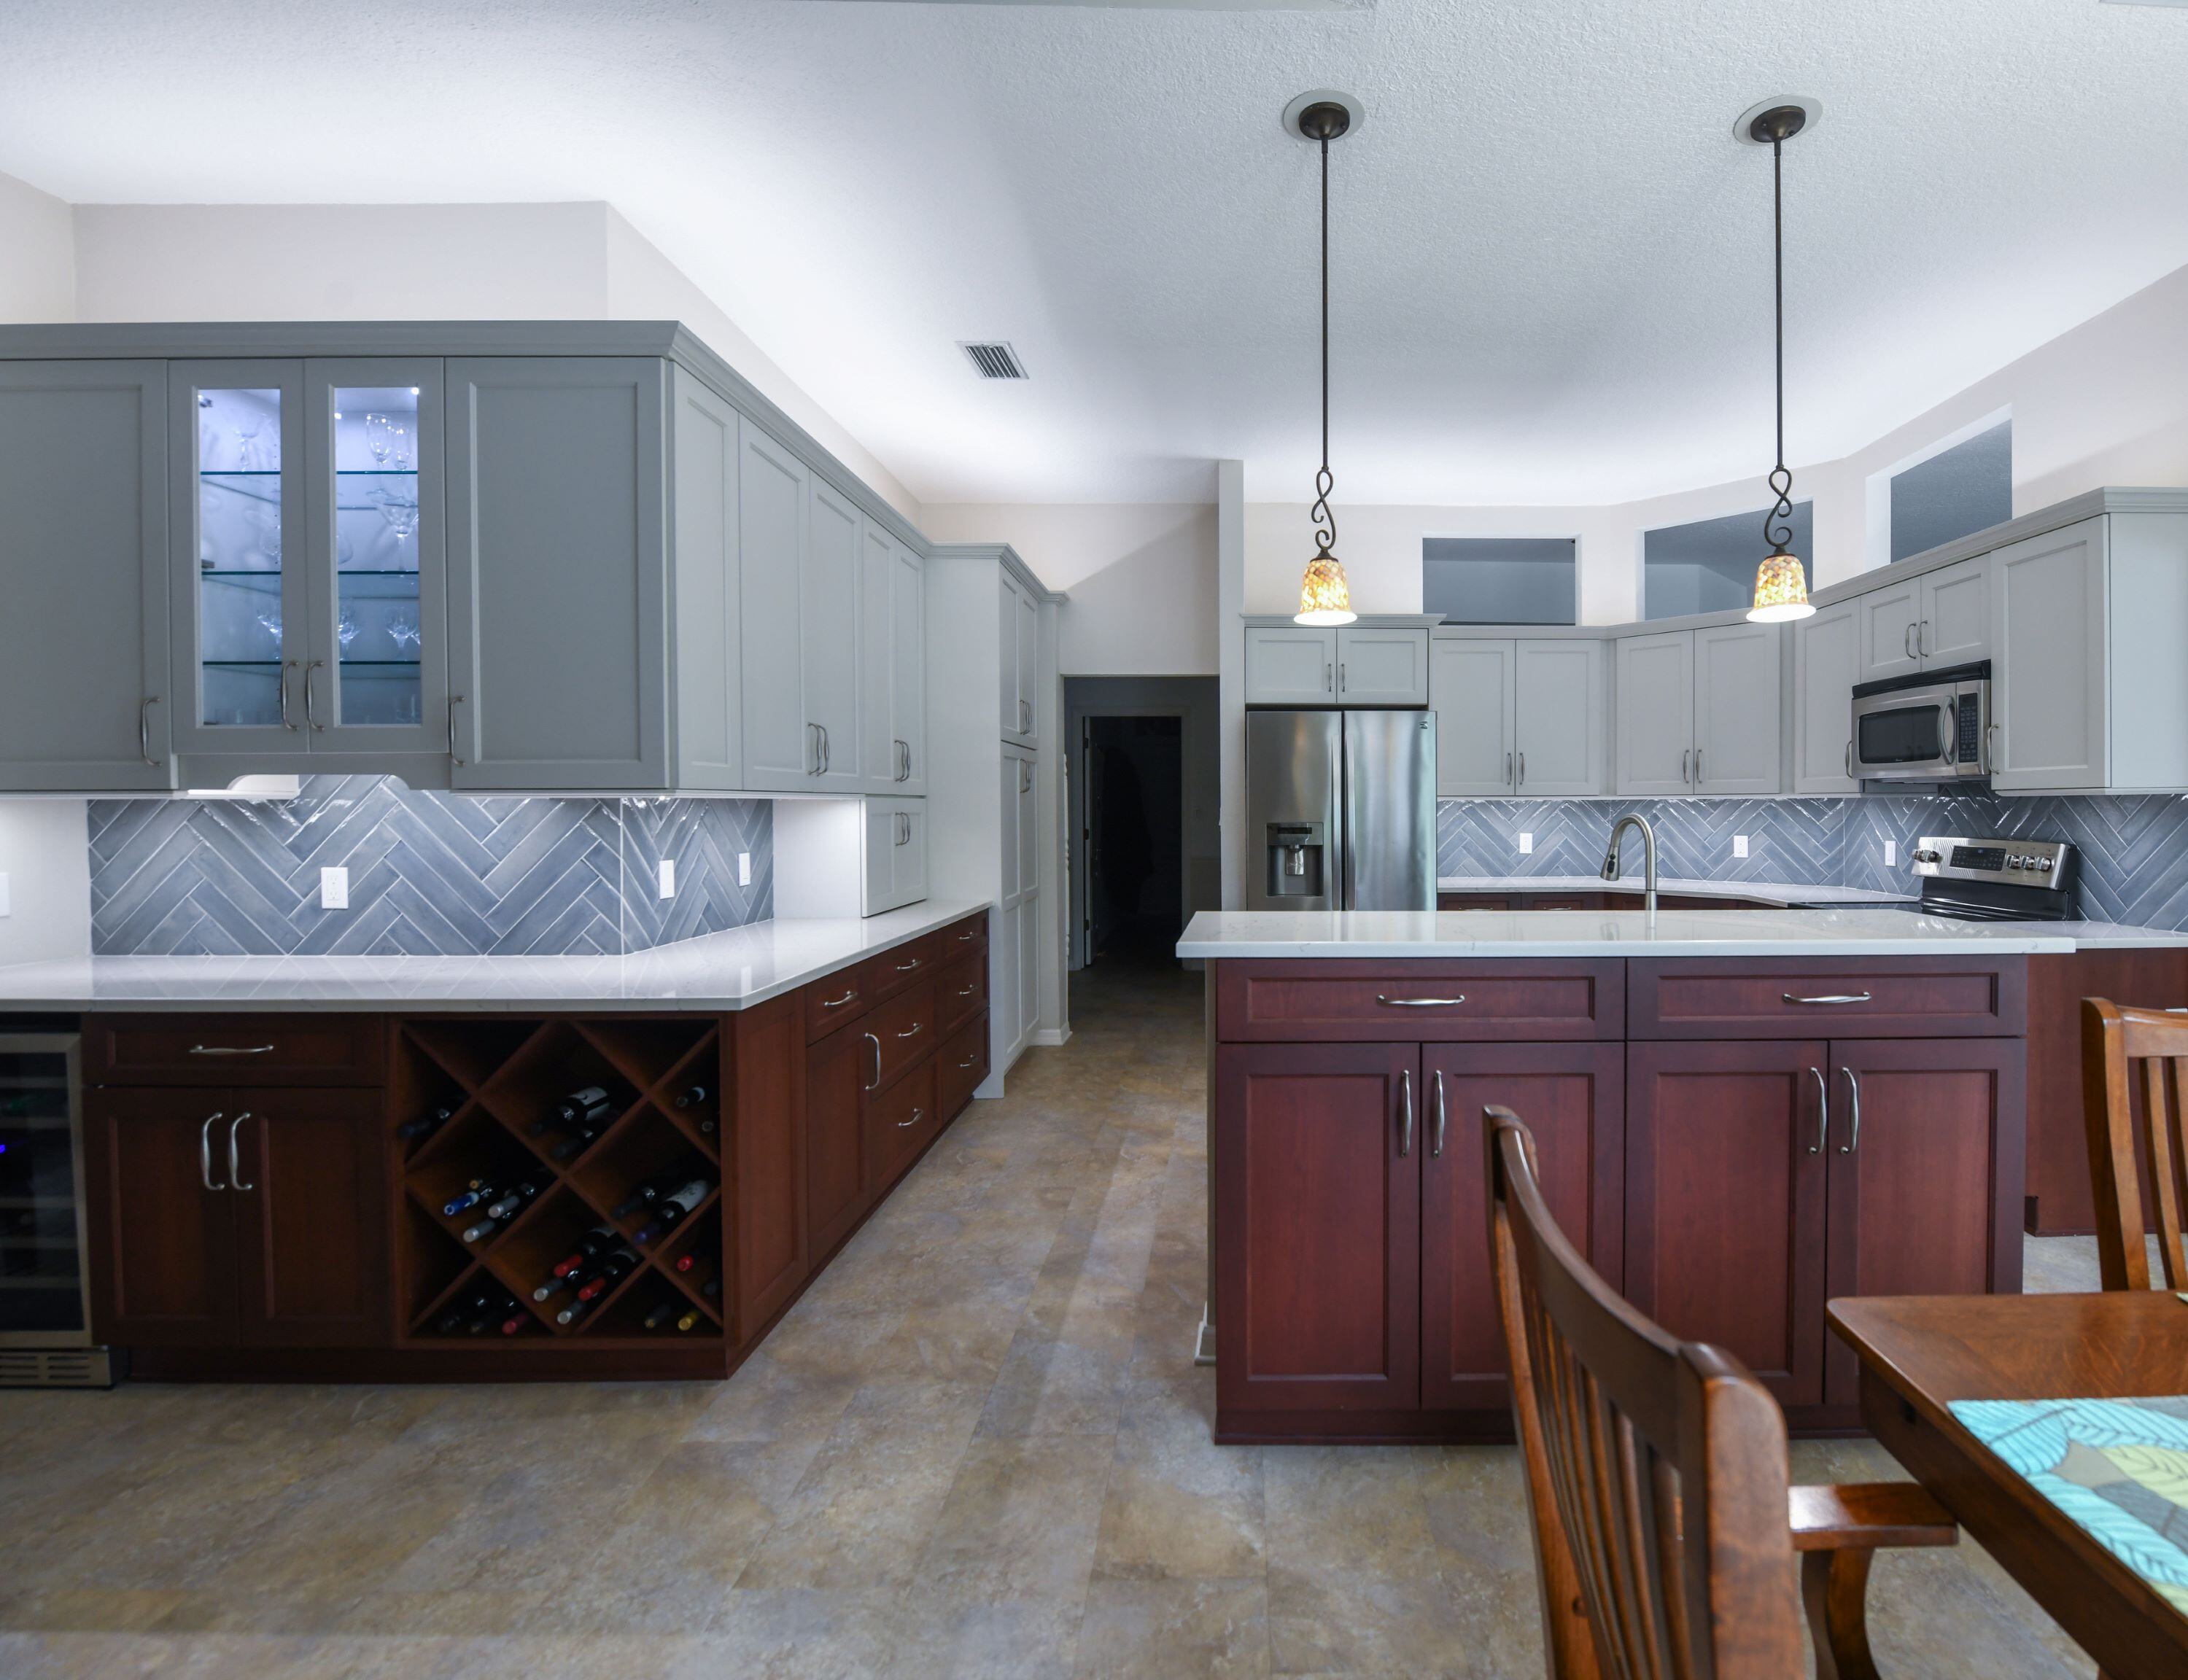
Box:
(1082, 714), (1183, 971)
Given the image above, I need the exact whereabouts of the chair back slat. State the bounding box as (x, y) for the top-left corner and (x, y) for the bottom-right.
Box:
(1487, 1106), (1803, 1680)
(2082, 1000), (2188, 1290)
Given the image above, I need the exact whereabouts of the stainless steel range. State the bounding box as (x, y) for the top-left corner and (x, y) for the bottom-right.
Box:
(1900, 835), (2078, 922)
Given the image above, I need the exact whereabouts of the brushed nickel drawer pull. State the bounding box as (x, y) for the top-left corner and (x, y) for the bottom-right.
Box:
(957, 930), (977, 943)
(199, 1112), (226, 1191)
(1782, 992), (1874, 1006)
(1807, 1068), (1828, 1155)
(897, 1022), (923, 1040)
(189, 1043), (277, 1056)
(228, 1113), (254, 1191)
(895, 958), (922, 972)
(956, 985), (976, 998)
(898, 1108), (924, 1129)
(1376, 995), (1465, 1008)
(820, 989), (856, 1009)
(958, 1055), (979, 1069)
(862, 1033), (881, 1092)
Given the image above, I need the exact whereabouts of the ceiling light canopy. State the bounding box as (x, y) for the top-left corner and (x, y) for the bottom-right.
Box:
(1291, 93), (1359, 627)
(1743, 98), (1820, 624)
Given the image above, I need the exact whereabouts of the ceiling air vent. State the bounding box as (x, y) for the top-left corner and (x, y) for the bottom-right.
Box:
(960, 341), (1028, 381)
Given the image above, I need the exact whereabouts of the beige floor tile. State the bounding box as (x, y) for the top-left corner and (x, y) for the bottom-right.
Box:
(1073, 1578), (1270, 1679)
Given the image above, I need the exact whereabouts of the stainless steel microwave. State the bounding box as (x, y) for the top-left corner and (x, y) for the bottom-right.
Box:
(1850, 661), (1991, 783)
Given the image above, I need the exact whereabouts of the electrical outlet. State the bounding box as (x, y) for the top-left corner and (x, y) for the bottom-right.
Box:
(738, 852), (751, 887)
(1884, 839), (1897, 867)
(659, 858), (677, 899)
(320, 866), (349, 910)
(1733, 835), (1748, 859)
(1518, 832), (1533, 855)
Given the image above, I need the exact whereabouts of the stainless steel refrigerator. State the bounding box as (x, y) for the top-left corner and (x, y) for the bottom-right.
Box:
(1245, 709), (1436, 911)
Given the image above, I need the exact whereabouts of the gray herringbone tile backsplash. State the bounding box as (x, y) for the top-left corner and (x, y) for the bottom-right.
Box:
(89, 778), (772, 957)
(1438, 794), (2188, 929)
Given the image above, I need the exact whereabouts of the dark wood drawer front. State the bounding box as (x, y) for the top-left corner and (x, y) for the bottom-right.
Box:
(862, 981), (936, 1089)
(939, 1012), (988, 1118)
(88, 1015), (385, 1087)
(1216, 960), (1623, 1043)
(868, 1057), (937, 1189)
(804, 968), (869, 1041)
(1628, 957), (2026, 1039)
(942, 913), (988, 957)
(866, 935), (942, 1003)
(936, 950), (987, 1038)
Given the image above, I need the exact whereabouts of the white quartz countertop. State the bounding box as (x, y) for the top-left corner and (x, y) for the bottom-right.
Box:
(0, 901), (990, 1013)
(1178, 907), (2188, 959)
(1437, 875), (1912, 907)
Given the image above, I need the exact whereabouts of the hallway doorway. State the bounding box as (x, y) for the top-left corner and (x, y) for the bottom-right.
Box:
(1081, 714), (1182, 970)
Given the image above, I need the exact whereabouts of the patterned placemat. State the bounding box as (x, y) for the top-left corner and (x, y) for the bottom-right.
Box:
(1951, 1395), (2188, 1615)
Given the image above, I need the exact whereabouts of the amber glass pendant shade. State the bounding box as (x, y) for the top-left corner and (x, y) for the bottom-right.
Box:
(1746, 548), (1815, 622)
(1296, 553), (1357, 626)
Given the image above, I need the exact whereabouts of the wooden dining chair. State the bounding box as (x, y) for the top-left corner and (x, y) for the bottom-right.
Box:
(1485, 1107), (1956, 1680)
(2081, 997), (2188, 1290)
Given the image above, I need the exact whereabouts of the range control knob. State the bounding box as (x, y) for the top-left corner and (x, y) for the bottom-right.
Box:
(2005, 855), (2024, 869)
(1911, 848), (1943, 865)
(2036, 857), (2055, 874)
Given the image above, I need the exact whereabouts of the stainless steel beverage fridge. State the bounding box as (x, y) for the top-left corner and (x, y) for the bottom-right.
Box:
(1244, 709), (1436, 911)
(0, 1031), (116, 1386)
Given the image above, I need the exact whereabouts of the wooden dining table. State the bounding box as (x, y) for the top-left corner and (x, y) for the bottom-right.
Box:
(1830, 1291), (2188, 1680)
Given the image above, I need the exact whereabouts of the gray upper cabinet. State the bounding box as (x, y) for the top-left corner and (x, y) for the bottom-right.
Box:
(738, 418), (810, 790)
(0, 360), (171, 791)
(1513, 638), (1605, 796)
(1613, 631), (1695, 796)
(1243, 625), (1335, 707)
(447, 356), (668, 791)
(804, 478), (864, 790)
(668, 368), (742, 790)
(1429, 638), (1516, 796)
(1792, 596), (1860, 794)
(1990, 517), (2106, 791)
(1334, 626), (1429, 706)
(1692, 621), (1782, 794)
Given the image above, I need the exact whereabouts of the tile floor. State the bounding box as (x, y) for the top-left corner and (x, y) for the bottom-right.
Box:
(0, 960), (2101, 1677)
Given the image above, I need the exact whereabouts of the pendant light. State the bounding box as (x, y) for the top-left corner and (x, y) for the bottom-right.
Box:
(1286, 92), (1362, 626)
(1740, 98), (1820, 623)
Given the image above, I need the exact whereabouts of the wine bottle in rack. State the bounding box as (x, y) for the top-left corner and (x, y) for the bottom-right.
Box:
(529, 1084), (613, 1136)
(397, 1105), (456, 1142)
(551, 1224), (621, 1278)
(466, 1288), (523, 1335)
(442, 1178), (503, 1217)
(642, 1297), (680, 1331)
(701, 1277), (721, 1299)
(433, 1286), (504, 1336)
(575, 1246), (640, 1302)
(460, 1180), (541, 1244)
(676, 1310), (700, 1333)
(610, 1164), (701, 1221)
(634, 1177), (713, 1245)
(548, 1123), (604, 1162)
(555, 1294), (597, 1327)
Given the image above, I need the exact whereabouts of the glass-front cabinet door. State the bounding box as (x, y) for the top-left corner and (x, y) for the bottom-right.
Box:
(171, 357), (446, 774)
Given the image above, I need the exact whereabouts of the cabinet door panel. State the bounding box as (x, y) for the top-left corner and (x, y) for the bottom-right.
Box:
(1420, 1043), (1623, 1412)
(233, 1090), (387, 1346)
(1244, 626), (1336, 707)
(805, 1023), (872, 1260)
(804, 478), (864, 789)
(1991, 516), (2107, 792)
(1857, 581), (1923, 682)
(1624, 1040), (1829, 1407)
(1335, 627), (1429, 707)
(1613, 632), (1693, 796)
(1429, 639), (1515, 795)
(998, 575), (1023, 737)
(1920, 556), (1990, 668)
(1822, 1038), (2022, 1404)
(1017, 755), (1039, 903)
(858, 522), (896, 794)
(84, 1088), (237, 1346)
(0, 361), (173, 790)
(1214, 1043), (1420, 1412)
(1513, 639), (1603, 795)
(1694, 621), (1782, 794)
(447, 357), (667, 790)
(1015, 583), (1041, 743)
(1793, 599), (1859, 793)
(738, 420), (810, 788)
(731, 994), (808, 1337)
(898, 802), (928, 908)
(670, 368), (742, 788)
(893, 544), (926, 793)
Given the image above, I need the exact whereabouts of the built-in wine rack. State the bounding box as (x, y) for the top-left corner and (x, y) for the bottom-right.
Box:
(391, 1016), (726, 1348)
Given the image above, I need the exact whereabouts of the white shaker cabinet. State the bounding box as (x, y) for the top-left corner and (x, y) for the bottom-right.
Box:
(860, 798), (928, 916)
(448, 357), (667, 790)
(1001, 569), (1041, 744)
(1243, 626), (1335, 706)
(803, 478), (865, 790)
(1613, 631), (1696, 795)
(1334, 626), (1429, 706)
(737, 418), (810, 790)
(891, 542), (926, 794)
(1692, 621), (1782, 794)
(1429, 639), (1516, 795)
(1792, 596), (1860, 793)
(0, 360), (173, 791)
(1856, 580), (1923, 683)
(1917, 556), (1990, 669)
(1513, 638), (1605, 796)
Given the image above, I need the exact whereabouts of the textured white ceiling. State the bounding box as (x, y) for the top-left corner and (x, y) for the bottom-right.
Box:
(3, 1), (2187, 505)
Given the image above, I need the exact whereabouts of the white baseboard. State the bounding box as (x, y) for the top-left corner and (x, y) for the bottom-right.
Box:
(1031, 1027), (1071, 1047)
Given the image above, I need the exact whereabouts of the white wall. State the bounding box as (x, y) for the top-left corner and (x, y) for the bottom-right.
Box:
(0, 171), (74, 324)
(0, 801), (90, 964)
(1246, 259), (2188, 623)
(920, 502), (1217, 676)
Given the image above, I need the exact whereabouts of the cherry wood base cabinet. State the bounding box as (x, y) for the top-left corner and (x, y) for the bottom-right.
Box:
(79, 912), (988, 1382)
(1207, 954), (2027, 1442)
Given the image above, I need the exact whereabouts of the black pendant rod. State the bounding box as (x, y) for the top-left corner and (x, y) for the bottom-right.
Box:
(1311, 128), (1337, 559)
(1764, 128), (1795, 554)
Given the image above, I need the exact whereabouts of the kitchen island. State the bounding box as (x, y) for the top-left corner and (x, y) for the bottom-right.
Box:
(1178, 906), (2185, 1442)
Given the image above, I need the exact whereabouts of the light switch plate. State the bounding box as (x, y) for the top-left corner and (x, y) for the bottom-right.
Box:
(659, 858), (677, 899)
(1733, 835), (1748, 858)
(1518, 833), (1533, 855)
(1884, 840), (1897, 866)
(738, 852), (751, 887)
(320, 866), (349, 909)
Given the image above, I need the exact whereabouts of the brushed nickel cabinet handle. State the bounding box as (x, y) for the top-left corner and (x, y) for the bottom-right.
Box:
(1681, 747), (1691, 786)
(139, 696), (160, 767)
(1904, 621), (1916, 660)
(862, 1032), (881, 1092)
(1694, 748), (1703, 786)
(228, 1113), (254, 1191)
(1397, 1069), (1413, 1158)
(958, 1055), (979, 1069)
(956, 985), (975, 998)
(1807, 1068), (1828, 1155)
(449, 693), (465, 767)
(820, 989), (856, 1010)
(1376, 995), (1465, 1008)
(1430, 1070), (1446, 1159)
(1505, 752), (1513, 787)
(305, 660), (326, 731)
(1844, 739), (1854, 779)
(896, 1022), (923, 1040)
(895, 957), (922, 973)
(199, 1112), (226, 1192)
(897, 1108), (923, 1129)
(1782, 992), (1873, 1006)
(1517, 751), (1525, 787)
(957, 930), (977, 943)
(189, 1043), (276, 1056)
(1839, 1065), (1862, 1154)
(280, 661), (300, 731)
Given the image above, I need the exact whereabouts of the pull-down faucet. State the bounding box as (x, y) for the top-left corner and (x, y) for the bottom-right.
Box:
(1601, 814), (1659, 917)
